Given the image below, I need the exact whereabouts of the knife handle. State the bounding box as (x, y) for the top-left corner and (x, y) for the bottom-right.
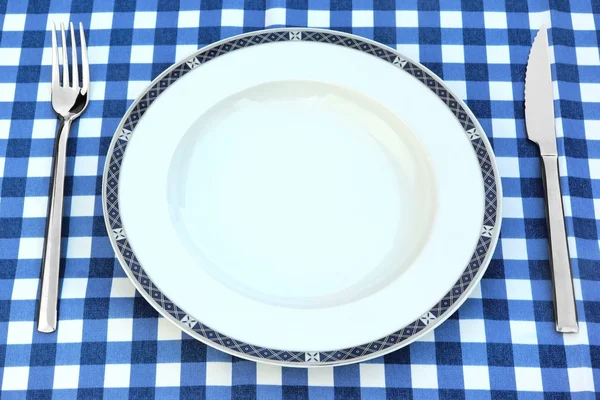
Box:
(540, 154), (578, 333)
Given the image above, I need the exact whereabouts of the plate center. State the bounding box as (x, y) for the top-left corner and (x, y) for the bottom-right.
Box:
(168, 80), (436, 308)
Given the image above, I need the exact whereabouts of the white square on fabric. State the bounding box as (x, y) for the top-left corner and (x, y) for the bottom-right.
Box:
(156, 363), (181, 387)
(178, 10), (200, 28)
(568, 236), (578, 259)
(486, 45), (511, 64)
(495, 156), (520, 178)
(61, 278), (88, 298)
(206, 362), (232, 386)
(489, 81), (514, 101)
(127, 81), (151, 100)
(564, 322), (589, 346)
(307, 367), (334, 386)
(584, 120), (600, 140)
(0, 120), (10, 139)
(514, 367), (543, 392)
(90, 81), (106, 101)
(359, 363), (386, 388)
(11, 279), (39, 300)
(0, 157), (4, 173)
(256, 363), (282, 385)
(3, 14), (26, 31)
(575, 47), (600, 66)
(53, 365), (80, 389)
(66, 237), (92, 259)
(0, 48), (21, 66)
(445, 80), (466, 100)
(573, 278), (583, 302)
(23, 197), (48, 218)
(175, 45), (199, 63)
(107, 318), (133, 342)
(441, 45), (464, 63)
(463, 366), (490, 390)
(501, 238), (528, 260)
(28, 157), (52, 177)
(110, 277), (136, 298)
(7, 321), (34, 345)
(2, 367), (29, 391)
(568, 368), (595, 392)
(396, 10), (418, 28)
(502, 197), (524, 219)
(483, 12), (507, 29)
(36, 82), (51, 102)
(510, 321), (538, 344)
(439, 11), (462, 28)
(528, 11), (551, 30)
(104, 364), (131, 388)
(352, 10), (374, 27)
(57, 320), (84, 343)
(77, 118), (103, 138)
(589, 159), (600, 179)
(90, 12), (113, 30)
(580, 83), (600, 103)
(18, 237), (44, 259)
(157, 317), (182, 340)
(70, 195), (95, 217)
(594, 199), (600, 220)
(411, 365), (438, 389)
(134, 11), (157, 29)
(0, 83), (16, 102)
(571, 13), (596, 30)
(265, 8), (286, 26)
(459, 319), (486, 342)
(74, 156), (99, 176)
(307, 10), (330, 27)
(88, 46), (110, 65)
(505, 279), (533, 300)
(396, 44), (419, 62)
(130, 45), (154, 64)
(221, 9), (244, 27)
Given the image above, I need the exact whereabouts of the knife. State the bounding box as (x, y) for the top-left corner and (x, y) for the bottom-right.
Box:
(524, 25), (578, 333)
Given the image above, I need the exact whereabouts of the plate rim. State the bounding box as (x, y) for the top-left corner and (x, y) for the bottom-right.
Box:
(102, 27), (503, 367)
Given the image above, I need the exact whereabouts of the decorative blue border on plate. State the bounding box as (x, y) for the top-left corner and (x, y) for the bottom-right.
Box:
(103, 29), (500, 365)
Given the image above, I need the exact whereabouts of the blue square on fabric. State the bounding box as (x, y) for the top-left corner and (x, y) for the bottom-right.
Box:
(409, 341), (437, 364)
(5, 344), (32, 366)
(512, 344), (540, 367)
(230, 361), (256, 385)
(103, 388), (129, 400)
(282, 367), (308, 385)
(105, 342), (133, 363)
(384, 364), (412, 387)
(130, 363), (156, 387)
(333, 364), (359, 386)
(27, 366), (55, 389)
(460, 343), (488, 366)
(79, 365), (106, 388)
(361, 388), (387, 400)
(181, 363), (206, 386)
(157, 340), (181, 363)
(206, 386), (231, 399)
(436, 365), (465, 389)
(488, 366), (516, 390)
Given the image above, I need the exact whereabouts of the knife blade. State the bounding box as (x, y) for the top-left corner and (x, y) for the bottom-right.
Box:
(524, 25), (578, 333)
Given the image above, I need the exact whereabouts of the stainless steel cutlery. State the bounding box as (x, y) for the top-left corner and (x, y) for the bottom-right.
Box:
(37, 22), (90, 333)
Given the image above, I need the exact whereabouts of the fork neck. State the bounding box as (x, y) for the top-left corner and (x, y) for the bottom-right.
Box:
(56, 118), (72, 142)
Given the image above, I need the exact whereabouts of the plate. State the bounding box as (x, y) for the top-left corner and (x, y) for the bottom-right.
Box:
(103, 29), (502, 366)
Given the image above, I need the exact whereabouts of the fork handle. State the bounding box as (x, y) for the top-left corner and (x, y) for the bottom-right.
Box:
(541, 154), (578, 333)
(37, 118), (71, 333)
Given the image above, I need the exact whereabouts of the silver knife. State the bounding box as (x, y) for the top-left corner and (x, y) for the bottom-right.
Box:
(524, 25), (578, 333)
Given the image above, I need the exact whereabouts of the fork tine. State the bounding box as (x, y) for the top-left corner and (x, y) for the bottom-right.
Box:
(79, 23), (89, 93)
(60, 23), (69, 86)
(51, 23), (59, 87)
(70, 22), (78, 87)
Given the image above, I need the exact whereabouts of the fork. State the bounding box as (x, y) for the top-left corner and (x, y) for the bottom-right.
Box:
(37, 22), (90, 333)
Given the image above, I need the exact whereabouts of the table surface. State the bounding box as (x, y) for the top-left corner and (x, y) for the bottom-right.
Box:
(0, 0), (599, 398)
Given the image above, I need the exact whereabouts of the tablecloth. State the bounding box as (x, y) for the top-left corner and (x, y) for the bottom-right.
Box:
(0, 0), (598, 398)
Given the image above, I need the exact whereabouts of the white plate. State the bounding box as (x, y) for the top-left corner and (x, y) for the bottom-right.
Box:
(103, 29), (502, 366)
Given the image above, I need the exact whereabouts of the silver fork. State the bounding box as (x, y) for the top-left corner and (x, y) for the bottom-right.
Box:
(37, 22), (90, 333)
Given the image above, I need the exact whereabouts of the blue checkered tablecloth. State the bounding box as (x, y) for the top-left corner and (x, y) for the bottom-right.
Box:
(0, 0), (599, 397)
